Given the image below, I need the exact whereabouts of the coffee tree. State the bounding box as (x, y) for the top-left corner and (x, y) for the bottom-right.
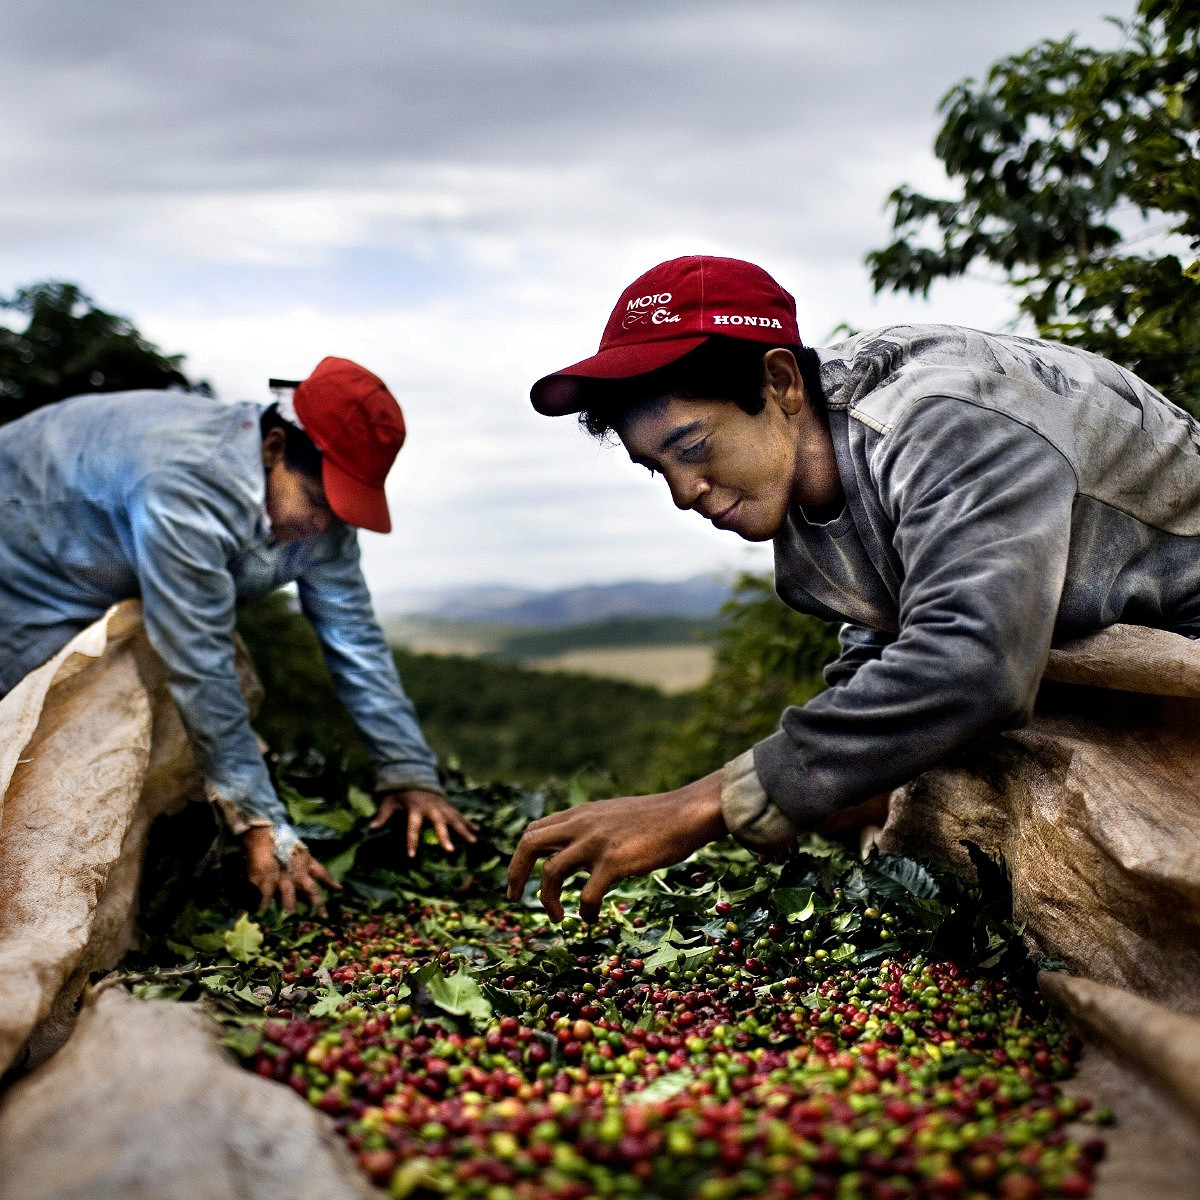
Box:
(868, 0), (1200, 410)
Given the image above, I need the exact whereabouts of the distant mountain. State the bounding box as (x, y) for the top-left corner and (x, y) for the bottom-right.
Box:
(377, 574), (733, 628)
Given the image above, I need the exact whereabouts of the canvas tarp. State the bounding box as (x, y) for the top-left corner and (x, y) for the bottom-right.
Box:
(0, 986), (380, 1200)
(0, 600), (390, 1197)
(0, 599), (225, 1074)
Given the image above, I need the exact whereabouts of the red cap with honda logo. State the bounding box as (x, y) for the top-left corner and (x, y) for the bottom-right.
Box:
(530, 255), (802, 416)
(293, 357), (406, 534)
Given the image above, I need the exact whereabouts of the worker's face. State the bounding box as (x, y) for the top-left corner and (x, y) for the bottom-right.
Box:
(262, 429), (337, 542)
(615, 348), (842, 542)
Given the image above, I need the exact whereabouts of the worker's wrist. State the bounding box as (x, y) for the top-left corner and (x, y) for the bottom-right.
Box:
(675, 770), (730, 843)
(242, 821), (305, 866)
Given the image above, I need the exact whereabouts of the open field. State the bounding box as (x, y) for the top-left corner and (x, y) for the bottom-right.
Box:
(381, 616), (517, 657)
(241, 595), (694, 791)
(383, 615), (716, 692)
(521, 644), (714, 693)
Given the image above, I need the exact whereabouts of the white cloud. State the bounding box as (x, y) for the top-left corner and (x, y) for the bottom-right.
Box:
(0, 0), (1129, 595)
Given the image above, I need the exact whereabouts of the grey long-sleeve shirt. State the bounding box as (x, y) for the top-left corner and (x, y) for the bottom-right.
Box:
(731, 324), (1200, 840)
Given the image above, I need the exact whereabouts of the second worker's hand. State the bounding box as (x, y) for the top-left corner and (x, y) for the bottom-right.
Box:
(369, 788), (479, 857)
(505, 770), (727, 924)
(243, 826), (341, 915)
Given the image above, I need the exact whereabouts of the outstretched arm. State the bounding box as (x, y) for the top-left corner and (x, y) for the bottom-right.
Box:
(130, 469), (336, 908)
(753, 396), (1078, 829)
(297, 530), (475, 854)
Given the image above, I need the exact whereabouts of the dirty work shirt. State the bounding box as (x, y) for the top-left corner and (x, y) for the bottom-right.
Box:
(0, 391), (442, 859)
(724, 325), (1200, 850)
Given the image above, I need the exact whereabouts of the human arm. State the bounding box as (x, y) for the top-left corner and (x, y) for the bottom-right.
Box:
(752, 395), (1078, 832)
(129, 470), (324, 905)
(296, 532), (475, 852)
(823, 623), (894, 688)
(509, 399), (1078, 915)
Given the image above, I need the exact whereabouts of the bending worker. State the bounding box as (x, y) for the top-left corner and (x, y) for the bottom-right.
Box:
(508, 253), (1200, 921)
(0, 357), (474, 909)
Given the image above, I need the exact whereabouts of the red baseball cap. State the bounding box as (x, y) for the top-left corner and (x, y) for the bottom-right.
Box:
(292, 357), (406, 534)
(530, 255), (802, 416)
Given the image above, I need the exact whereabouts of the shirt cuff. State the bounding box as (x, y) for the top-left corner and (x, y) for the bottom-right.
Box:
(206, 785), (305, 865)
(374, 772), (445, 798)
(270, 822), (305, 864)
(208, 784), (259, 837)
(720, 749), (799, 853)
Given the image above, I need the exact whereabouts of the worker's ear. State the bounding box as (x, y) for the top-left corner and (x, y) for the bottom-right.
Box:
(261, 426), (286, 468)
(762, 348), (806, 416)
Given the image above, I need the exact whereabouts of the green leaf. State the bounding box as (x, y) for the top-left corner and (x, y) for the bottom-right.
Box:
(642, 942), (712, 974)
(280, 780), (356, 833)
(132, 981), (189, 1001)
(793, 833), (851, 862)
(346, 785), (377, 818)
(631, 1070), (693, 1104)
(221, 1025), (263, 1058)
(189, 932), (228, 953)
(232, 982), (269, 1006)
(771, 887), (816, 923)
(322, 844), (358, 883)
(223, 914), (265, 963)
(199, 973), (236, 998)
(830, 942), (858, 962)
(347, 879), (398, 903)
(424, 968), (493, 1023)
(310, 988), (345, 1018)
(867, 856), (941, 902)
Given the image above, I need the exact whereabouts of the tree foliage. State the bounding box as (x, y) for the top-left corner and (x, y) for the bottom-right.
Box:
(867, 0), (1200, 409)
(649, 573), (840, 789)
(0, 281), (208, 425)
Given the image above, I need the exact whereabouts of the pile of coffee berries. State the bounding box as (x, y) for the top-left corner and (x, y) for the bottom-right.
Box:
(241, 899), (1107, 1199)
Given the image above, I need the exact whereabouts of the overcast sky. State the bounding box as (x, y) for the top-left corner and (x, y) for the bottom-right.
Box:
(1, 0), (1129, 601)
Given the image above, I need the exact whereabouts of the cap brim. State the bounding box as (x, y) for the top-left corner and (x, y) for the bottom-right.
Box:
(530, 336), (709, 416)
(322, 457), (392, 534)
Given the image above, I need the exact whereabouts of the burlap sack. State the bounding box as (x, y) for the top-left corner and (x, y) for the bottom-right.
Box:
(0, 987), (380, 1200)
(0, 599), (259, 1074)
(879, 624), (1200, 1010)
(876, 623), (1200, 1178)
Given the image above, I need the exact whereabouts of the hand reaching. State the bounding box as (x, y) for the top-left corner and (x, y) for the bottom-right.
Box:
(369, 788), (479, 857)
(505, 771), (727, 923)
(243, 826), (341, 914)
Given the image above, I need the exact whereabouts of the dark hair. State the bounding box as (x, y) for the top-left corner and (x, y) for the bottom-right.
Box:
(260, 402), (323, 477)
(577, 337), (825, 440)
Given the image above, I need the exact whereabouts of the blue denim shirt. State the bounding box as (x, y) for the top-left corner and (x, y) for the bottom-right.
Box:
(0, 390), (442, 860)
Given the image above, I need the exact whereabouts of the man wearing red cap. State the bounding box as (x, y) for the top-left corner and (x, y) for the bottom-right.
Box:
(508, 254), (1200, 923)
(0, 357), (473, 909)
